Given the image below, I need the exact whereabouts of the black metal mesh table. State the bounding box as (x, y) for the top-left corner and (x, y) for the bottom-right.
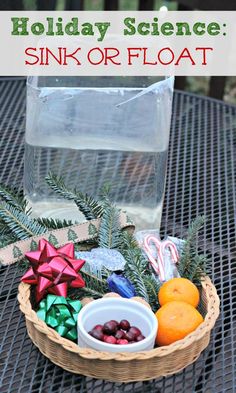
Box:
(0, 77), (235, 393)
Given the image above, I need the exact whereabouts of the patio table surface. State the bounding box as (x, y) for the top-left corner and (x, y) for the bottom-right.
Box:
(0, 77), (235, 393)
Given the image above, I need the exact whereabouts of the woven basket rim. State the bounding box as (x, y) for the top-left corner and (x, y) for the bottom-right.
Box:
(18, 276), (220, 362)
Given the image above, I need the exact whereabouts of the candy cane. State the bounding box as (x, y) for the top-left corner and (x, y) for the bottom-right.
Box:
(161, 240), (179, 263)
(143, 236), (160, 275)
(143, 235), (166, 281)
(147, 236), (166, 281)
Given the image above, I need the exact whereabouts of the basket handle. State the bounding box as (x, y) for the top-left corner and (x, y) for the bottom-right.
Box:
(0, 212), (134, 266)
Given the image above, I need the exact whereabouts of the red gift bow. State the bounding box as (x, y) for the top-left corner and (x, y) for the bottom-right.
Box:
(21, 239), (85, 302)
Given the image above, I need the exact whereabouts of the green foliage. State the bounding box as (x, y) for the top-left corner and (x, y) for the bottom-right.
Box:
(0, 183), (75, 249)
(98, 199), (121, 249)
(0, 184), (28, 212)
(0, 233), (17, 248)
(45, 173), (104, 220)
(0, 184), (48, 245)
(0, 202), (47, 240)
(120, 230), (139, 250)
(123, 253), (149, 301)
(119, 231), (160, 311)
(98, 182), (112, 199)
(0, 177), (209, 313)
(95, 182), (123, 249)
(37, 217), (73, 229)
(0, 219), (17, 247)
(78, 269), (108, 298)
(178, 216), (209, 285)
(18, 257), (30, 272)
(187, 255), (209, 284)
(142, 275), (161, 312)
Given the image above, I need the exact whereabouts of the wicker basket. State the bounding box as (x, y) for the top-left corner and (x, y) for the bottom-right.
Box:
(18, 276), (219, 383)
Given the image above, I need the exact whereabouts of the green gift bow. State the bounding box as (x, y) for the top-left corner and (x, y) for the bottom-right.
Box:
(37, 294), (82, 341)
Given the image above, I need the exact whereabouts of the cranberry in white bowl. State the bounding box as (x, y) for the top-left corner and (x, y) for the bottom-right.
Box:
(77, 298), (158, 353)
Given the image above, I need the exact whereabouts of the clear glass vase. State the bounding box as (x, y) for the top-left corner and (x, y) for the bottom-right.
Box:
(24, 76), (174, 231)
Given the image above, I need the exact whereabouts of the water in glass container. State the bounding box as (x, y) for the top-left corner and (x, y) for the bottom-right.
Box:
(24, 77), (173, 231)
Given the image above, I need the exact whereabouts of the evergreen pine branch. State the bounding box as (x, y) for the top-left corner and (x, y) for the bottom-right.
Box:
(119, 233), (150, 302)
(119, 232), (147, 271)
(0, 179), (211, 310)
(97, 181), (121, 248)
(0, 202), (48, 240)
(37, 217), (74, 230)
(0, 218), (19, 248)
(98, 182), (112, 200)
(79, 269), (108, 298)
(45, 173), (103, 220)
(119, 231), (161, 310)
(178, 216), (209, 285)
(98, 198), (121, 249)
(178, 216), (205, 276)
(123, 247), (147, 273)
(0, 219), (13, 235)
(142, 274), (161, 311)
(186, 255), (209, 284)
(18, 257), (30, 272)
(75, 287), (106, 299)
(0, 184), (28, 212)
(124, 257), (150, 302)
(0, 233), (18, 248)
(119, 230), (140, 251)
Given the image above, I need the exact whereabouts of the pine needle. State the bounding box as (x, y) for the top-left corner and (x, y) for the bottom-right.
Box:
(120, 230), (140, 250)
(124, 259), (149, 302)
(142, 274), (161, 311)
(37, 217), (74, 229)
(178, 216), (209, 285)
(79, 269), (108, 298)
(0, 184), (28, 212)
(0, 233), (17, 248)
(45, 173), (104, 220)
(119, 232), (151, 304)
(98, 201), (121, 249)
(0, 202), (47, 240)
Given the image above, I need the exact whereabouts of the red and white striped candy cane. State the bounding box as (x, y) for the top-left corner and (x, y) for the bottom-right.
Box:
(160, 240), (179, 263)
(143, 235), (166, 281)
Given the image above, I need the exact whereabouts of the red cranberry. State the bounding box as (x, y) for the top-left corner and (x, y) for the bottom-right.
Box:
(129, 326), (141, 338)
(117, 339), (129, 345)
(136, 334), (145, 342)
(104, 335), (117, 344)
(110, 320), (119, 327)
(93, 324), (103, 331)
(115, 330), (125, 339)
(125, 331), (136, 342)
(103, 321), (118, 335)
(89, 329), (104, 341)
(119, 319), (130, 331)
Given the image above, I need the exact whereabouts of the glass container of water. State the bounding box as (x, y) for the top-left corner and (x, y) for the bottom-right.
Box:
(24, 76), (174, 231)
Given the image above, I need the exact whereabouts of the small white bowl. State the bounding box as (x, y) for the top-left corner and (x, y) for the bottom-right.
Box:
(77, 297), (158, 353)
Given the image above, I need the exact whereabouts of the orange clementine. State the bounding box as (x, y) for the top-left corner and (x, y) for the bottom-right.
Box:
(155, 300), (204, 346)
(158, 277), (200, 308)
